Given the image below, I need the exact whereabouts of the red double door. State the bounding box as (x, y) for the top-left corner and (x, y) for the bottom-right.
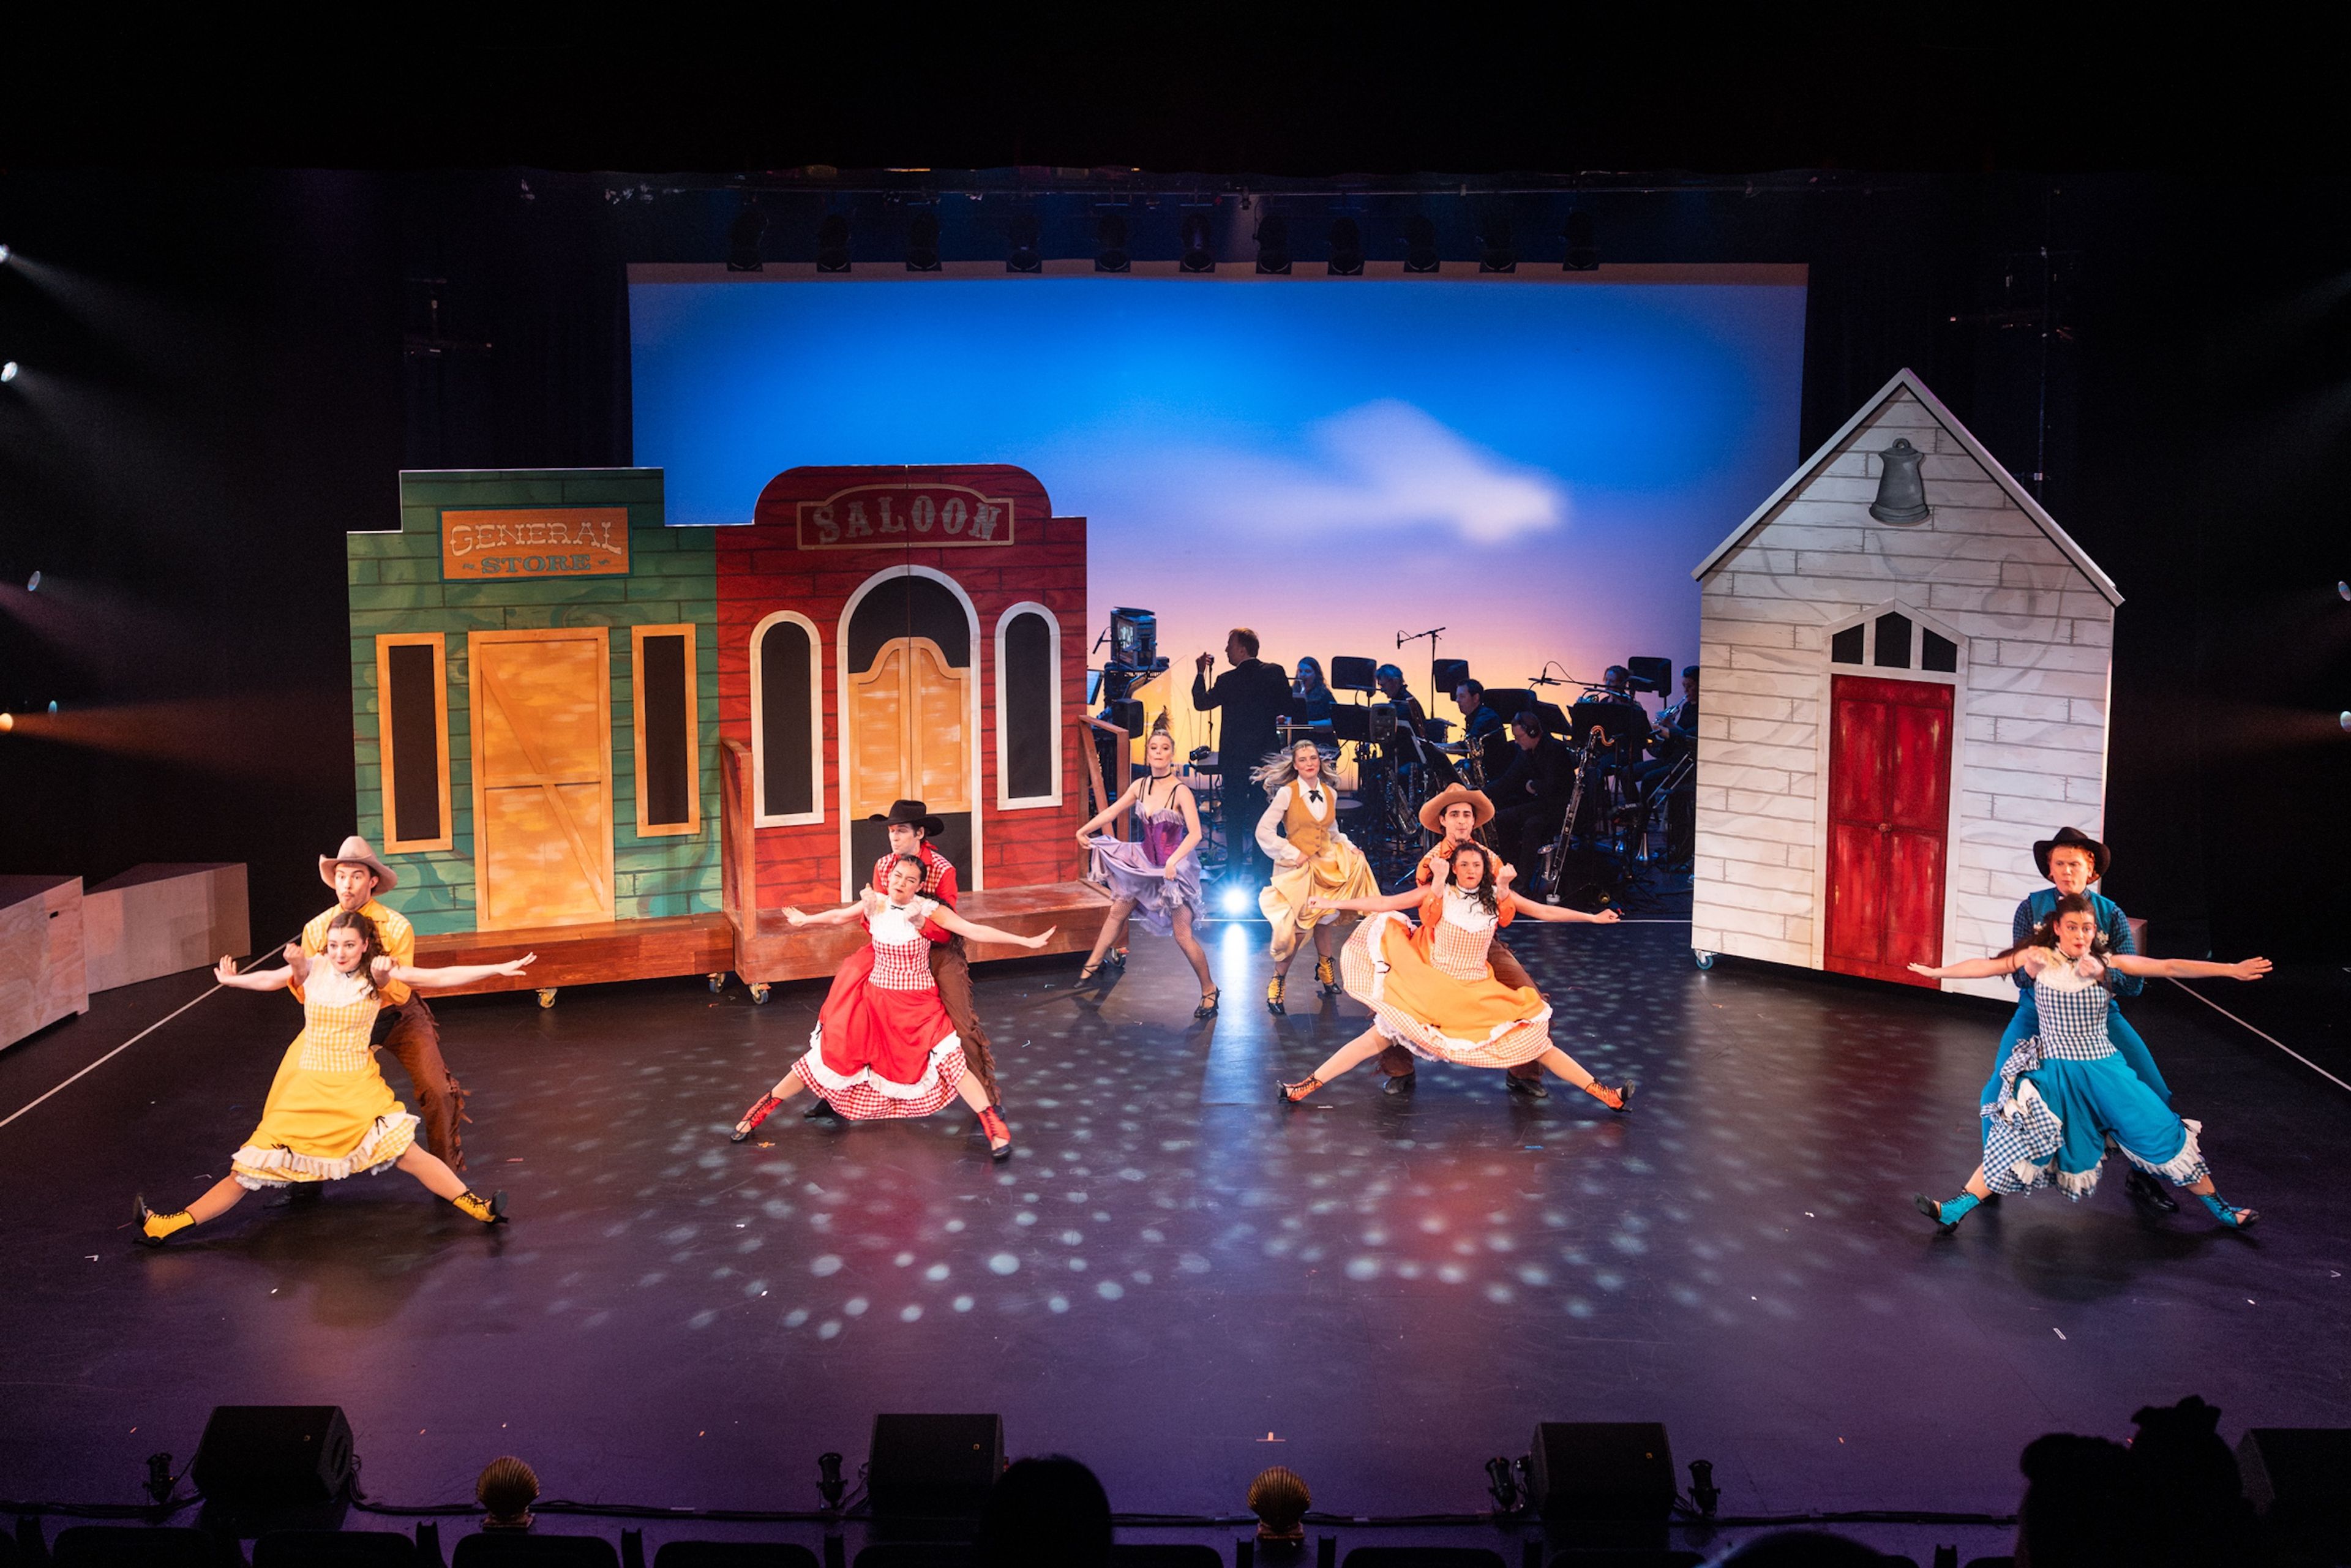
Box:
(1824, 675), (1952, 987)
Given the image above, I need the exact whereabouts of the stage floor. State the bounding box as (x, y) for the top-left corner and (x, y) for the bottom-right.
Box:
(3, 919), (2346, 1537)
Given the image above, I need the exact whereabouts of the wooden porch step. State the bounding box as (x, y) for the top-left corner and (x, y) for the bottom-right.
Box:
(413, 912), (735, 997)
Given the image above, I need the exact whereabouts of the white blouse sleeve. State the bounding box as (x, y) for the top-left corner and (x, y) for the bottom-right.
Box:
(1256, 784), (1292, 858)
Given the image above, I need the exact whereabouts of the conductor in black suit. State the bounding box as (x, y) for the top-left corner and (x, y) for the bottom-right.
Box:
(1490, 712), (1575, 894)
(1193, 627), (1292, 887)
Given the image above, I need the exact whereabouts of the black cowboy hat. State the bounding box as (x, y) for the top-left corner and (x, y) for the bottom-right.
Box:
(869, 798), (948, 838)
(2033, 825), (2110, 880)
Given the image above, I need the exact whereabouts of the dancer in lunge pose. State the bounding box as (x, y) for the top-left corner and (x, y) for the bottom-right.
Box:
(1255, 738), (1378, 1015)
(1987, 827), (2177, 1210)
(135, 913), (527, 1244)
(1376, 783), (1549, 1098)
(1073, 727), (1218, 1017)
(1277, 841), (1632, 1108)
(1909, 893), (2270, 1232)
(730, 855), (1055, 1160)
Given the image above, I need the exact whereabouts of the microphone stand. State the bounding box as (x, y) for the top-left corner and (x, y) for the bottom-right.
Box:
(1397, 625), (1446, 733)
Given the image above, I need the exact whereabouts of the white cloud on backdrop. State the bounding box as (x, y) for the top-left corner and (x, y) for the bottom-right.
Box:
(1076, 400), (1570, 547)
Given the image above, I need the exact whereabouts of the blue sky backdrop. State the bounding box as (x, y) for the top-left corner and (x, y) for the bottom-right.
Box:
(630, 276), (1806, 741)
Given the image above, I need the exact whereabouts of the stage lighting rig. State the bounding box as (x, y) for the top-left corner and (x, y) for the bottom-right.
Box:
(1563, 209), (1598, 271)
(1479, 217), (1517, 274)
(816, 215), (852, 274)
(1, 362), (17, 383)
(906, 211), (942, 272)
(1180, 213), (1216, 274)
(727, 200), (768, 272)
(25, 571), (40, 591)
(1326, 217), (1363, 276)
(0, 244), (11, 263)
(1255, 214), (1292, 274)
(1095, 214), (1131, 273)
(1005, 213), (1043, 274)
(1403, 216), (1441, 274)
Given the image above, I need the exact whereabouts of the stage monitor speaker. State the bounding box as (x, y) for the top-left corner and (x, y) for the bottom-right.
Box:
(1524, 1422), (1674, 1525)
(1329, 657), (1378, 693)
(1101, 699), (1146, 736)
(1625, 657), (1673, 696)
(1431, 658), (1470, 692)
(192, 1405), (356, 1507)
(2238, 1428), (2351, 1559)
(868, 1414), (1003, 1518)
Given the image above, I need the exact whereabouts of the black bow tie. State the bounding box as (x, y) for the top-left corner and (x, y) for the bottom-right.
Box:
(1306, 789), (1322, 803)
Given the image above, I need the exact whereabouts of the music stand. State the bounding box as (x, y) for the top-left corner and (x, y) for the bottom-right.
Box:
(1329, 656), (1379, 693)
(1570, 701), (1645, 746)
(1625, 656), (1673, 696)
(1532, 701), (1570, 737)
(1329, 705), (1373, 744)
(1485, 688), (1536, 722)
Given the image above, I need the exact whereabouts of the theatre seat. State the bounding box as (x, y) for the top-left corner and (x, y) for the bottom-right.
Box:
(452, 1534), (623, 1568)
(653, 1546), (822, 1568)
(1341, 1549), (1508, 1568)
(253, 1531), (419, 1567)
(53, 1526), (234, 1568)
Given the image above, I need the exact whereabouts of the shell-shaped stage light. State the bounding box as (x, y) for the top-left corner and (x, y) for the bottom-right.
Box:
(1247, 1465), (1311, 1540)
(477, 1455), (540, 1529)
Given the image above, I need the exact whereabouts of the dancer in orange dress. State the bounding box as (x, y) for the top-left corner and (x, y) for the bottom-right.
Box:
(729, 854), (1055, 1160)
(1277, 840), (1633, 1109)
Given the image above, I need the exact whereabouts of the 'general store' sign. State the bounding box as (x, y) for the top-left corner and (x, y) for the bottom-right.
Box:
(441, 508), (632, 580)
(796, 484), (1018, 549)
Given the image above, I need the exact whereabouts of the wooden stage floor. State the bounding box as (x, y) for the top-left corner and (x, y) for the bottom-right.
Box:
(1, 919), (2345, 1556)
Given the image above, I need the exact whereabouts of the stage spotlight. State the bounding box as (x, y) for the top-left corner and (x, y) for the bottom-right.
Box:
(0, 714), (13, 733)
(1180, 213), (1216, 274)
(1563, 209), (1599, 271)
(1255, 214), (1292, 275)
(1403, 216), (1441, 274)
(1, 361), (17, 383)
(1220, 883), (1253, 916)
(0, 243), (10, 263)
(906, 211), (942, 272)
(2340, 710), (2350, 731)
(816, 214), (852, 274)
(26, 571), (40, 591)
(2338, 580), (2349, 601)
(1327, 217), (1363, 276)
(1479, 217), (1517, 274)
(1006, 213), (1043, 274)
(1095, 214), (1131, 273)
(726, 200), (768, 272)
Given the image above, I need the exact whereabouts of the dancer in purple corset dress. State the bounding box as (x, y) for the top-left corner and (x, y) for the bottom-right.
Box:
(1072, 727), (1219, 1017)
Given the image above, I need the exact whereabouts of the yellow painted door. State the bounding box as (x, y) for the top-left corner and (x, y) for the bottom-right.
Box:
(848, 636), (970, 816)
(470, 629), (615, 930)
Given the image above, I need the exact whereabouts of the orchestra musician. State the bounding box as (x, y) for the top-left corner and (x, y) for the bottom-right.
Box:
(1291, 658), (1338, 725)
(1573, 666), (1643, 821)
(1374, 664), (1428, 737)
(1489, 712), (1575, 896)
(1194, 628), (1294, 886)
(1630, 665), (1699, 812)
(1453, 679), (1504, 745)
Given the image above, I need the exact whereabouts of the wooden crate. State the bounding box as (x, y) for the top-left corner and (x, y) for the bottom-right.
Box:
(82, 863), (250, 993)
(0, 875), (88, 1049)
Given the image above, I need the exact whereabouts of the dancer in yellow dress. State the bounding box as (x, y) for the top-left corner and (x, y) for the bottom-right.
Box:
(134, 911), (531, 1245)
(1254, 738), (1379, 1015)
(1278, 841), (1633, 1109)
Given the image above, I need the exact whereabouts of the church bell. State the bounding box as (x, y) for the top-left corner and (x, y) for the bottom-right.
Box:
(1869, 438), (1930, 523)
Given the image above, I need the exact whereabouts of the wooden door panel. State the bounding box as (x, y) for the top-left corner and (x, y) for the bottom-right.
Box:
(1828, 689), (1888, 822)
(1889, 699), (1952, 831)
(910, 641), (969, 811)
(1824, 820), (1884, 975)
(471, 629), (615, 931)
(849, 645), (907, 816)
(1884, 829), (1946, 972)
(1825, 673), (1952, 986)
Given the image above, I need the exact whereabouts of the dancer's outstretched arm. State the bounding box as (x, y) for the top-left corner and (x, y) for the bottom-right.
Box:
(1910, 949), (2034, 981)
(782, 895), (875, 929)
(1300, 887), (1423, 919)
(928, 904), (1056, 950)
(377, 953), (535, 990)
(1504, 893), (1621, 925)
(2098, 952), (2270, 983)
(214, 945), (303, 992)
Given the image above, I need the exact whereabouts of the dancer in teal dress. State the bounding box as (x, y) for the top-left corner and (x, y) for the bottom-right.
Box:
(1989, 828), (2177, 1208)
(1911, 893), (2271, 1231)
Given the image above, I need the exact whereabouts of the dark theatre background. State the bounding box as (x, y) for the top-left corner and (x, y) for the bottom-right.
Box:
(2, 171), (2346, 970)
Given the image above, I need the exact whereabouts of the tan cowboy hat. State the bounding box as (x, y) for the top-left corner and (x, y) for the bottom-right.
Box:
(318, 834), (399, 891)
(1417, 783), (1494, 833)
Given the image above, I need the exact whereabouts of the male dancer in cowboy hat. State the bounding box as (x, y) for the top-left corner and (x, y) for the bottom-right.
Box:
(836, 800), (1002, 1107)
(299, 836), (470, 1168)
(1374, 784), (1616, 1098)
(1989, 825), (2175, 1210)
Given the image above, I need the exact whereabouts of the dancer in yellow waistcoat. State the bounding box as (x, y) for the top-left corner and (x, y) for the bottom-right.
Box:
(1254, 738), (1379, 1015)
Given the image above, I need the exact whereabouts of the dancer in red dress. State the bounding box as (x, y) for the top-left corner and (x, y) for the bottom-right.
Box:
(729, 855), (1054, 1160)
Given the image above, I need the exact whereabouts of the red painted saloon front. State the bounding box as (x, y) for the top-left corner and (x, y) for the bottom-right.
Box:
(714, 465), (1105, 989)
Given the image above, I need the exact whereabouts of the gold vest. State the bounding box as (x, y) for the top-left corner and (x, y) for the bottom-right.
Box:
(1282, 782), (1337, 858)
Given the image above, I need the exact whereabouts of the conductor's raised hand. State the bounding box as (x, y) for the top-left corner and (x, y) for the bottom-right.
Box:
(1195, 651), (1215, 675)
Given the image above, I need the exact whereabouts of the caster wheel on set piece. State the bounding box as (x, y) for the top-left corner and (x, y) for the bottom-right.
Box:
(1693, 951), (1716, 971)
(536, 987), (559, 1008)
(749, 983), (772, 1005)
(707, 973), (726, 994)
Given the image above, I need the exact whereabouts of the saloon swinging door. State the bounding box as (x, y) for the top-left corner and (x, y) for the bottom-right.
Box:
(838, 568), (980, 896)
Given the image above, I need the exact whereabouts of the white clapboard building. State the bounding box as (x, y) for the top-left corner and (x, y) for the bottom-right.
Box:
(1687, 368), (2121, 1000)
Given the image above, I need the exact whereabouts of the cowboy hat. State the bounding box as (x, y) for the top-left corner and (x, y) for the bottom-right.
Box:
(868, 799), (948, 838)
(1417, 783), (1495, 833)
(318, 834), (399, 891)
(2033, 825), (2110, 880)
